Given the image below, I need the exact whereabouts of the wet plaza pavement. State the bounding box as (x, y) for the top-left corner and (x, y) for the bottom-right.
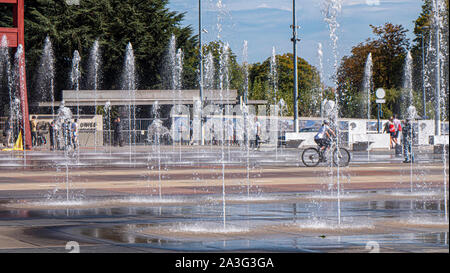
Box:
(0, 146), (448, 253)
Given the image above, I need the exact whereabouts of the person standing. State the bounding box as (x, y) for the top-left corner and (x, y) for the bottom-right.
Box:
(402, 118), (414, 163)
(384, 117), (396, 149)
(71, 119), (79, 149)
(393, 114), (402, 146)
(49, 121), (55, 150)
(113, 117), (123, 147)
(30, 116), (38, 147)
(63, 120), (71, 149)
(254, 117), (261, 149)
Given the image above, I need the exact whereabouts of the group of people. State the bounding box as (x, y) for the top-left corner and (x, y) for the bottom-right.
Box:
(313, 115), (415, 164)
(383, 114), (415, 163)
(3, 114), (416, 164)
(383, 114), (402, 149)
(30, 116), (79, 151)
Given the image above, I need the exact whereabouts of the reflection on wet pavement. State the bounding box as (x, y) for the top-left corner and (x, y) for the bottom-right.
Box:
(0, 190), (447, 253)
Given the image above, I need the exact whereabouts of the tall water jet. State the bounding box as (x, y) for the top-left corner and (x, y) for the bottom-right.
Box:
(13, 44), (27, 162)
(362, 53), (373, 120)
(164, 35), (184, 155)
(55, 102), (73, 202)
(431, 0), (448, 221)
(165, 35), (177, 90)
(174, 48), (184, 161)
(317, 43), (324, 117)
(242, 41), (250, 196)
(401, 51), (414, 119)
(362, 53), (373, 162)
(70, 50), (81, 163)
(204, 50), (215, 90)
(322, 0), (343, 225)
(0, 35), (16, 147)
(147, 101), (170, 199)
(242, 41), (249, 104)
(219, 42), (230, 229)
(270, 46), (278, 104)
(87, 39), (102, 150)
(35, 36), (55, 121)
(269, 47), (279, 159)
(70, 50), (81, 119)
(121, 42), (136, 165)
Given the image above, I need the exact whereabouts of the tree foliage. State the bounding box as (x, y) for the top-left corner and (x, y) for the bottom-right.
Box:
(248, 53), (321, 116)
(337, 23), (410, 118)
(0, 0), (197, 105)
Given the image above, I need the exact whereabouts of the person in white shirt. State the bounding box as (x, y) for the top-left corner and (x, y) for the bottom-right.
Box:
(314, 120), (336, 156)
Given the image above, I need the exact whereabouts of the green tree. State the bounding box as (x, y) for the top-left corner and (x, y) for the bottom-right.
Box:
(337, 23), (410, 118)
(411, 0), (449, 120)
(0, 0), (197, 106)
(248, 53), (321, 116)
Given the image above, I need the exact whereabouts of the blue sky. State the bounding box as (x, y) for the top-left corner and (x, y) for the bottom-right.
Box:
(167, 0), (424, 85)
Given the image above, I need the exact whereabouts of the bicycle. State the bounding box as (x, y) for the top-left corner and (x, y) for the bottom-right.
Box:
(301, 139), (351, 167)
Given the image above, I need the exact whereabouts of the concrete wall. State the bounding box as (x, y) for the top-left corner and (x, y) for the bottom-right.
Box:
(284, 117), (448, 150)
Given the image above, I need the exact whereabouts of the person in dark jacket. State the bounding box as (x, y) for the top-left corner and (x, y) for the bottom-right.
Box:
(113, 117), (123, 146)
(49, 121), (56, 150)
(402, 118), (414, 163)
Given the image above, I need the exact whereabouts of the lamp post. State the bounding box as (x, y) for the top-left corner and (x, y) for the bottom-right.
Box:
(291, 0), (300, 133)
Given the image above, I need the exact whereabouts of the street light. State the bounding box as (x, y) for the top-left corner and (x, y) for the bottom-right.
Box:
(291, 0), (300, 133)
(419, 26), (429, 119)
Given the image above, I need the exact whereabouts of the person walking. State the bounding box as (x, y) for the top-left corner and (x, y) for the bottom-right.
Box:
(30, 116), (38, 147)
(402, 118), (414, 163)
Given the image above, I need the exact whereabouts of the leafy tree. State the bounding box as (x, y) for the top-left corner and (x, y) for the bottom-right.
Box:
(411, 0), (449, 120)
(337, 23), (410, 118)
(248, 53), (321, 116)
(0, 0), (197, 109)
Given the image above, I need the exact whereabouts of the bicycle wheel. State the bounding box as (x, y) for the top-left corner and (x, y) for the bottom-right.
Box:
(302, 148), (321, 167)
(333, 147), (350, 167)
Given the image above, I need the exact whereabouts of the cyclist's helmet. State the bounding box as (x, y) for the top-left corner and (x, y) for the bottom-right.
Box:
(323, 120), (329, 125)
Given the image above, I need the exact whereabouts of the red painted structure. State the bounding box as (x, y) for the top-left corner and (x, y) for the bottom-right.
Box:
(0, 0), (31, 149)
